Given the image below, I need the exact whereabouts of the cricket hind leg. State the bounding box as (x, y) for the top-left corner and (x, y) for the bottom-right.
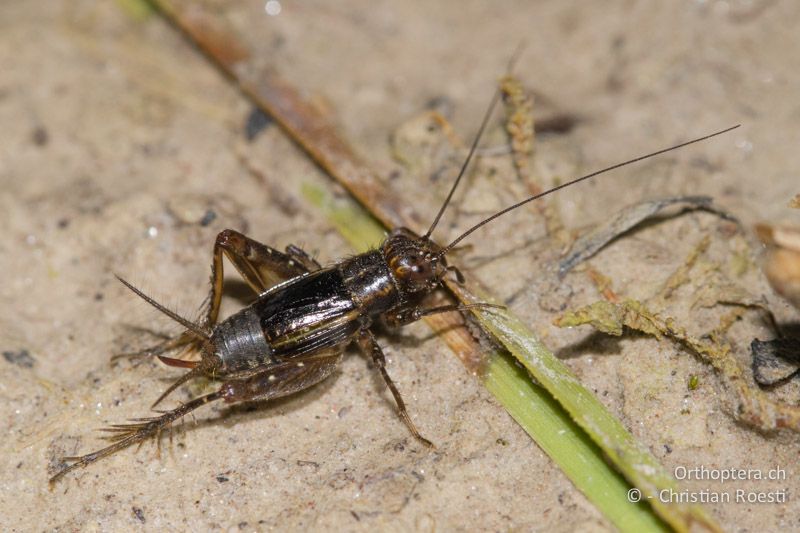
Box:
(152, 352), (342, 421)
(144, 234), (323, 404)
(357, 329), (434, 447)
(50, 353), (343, 485)
(115, 343), (207, 409)
(115, 231), (318, 363)
(150, 361), (203, 408)
(285, 244), (322, 271)
(49, 390), (224, 485)
(204, 229), (316, 327)
(219, 351), (343, 402)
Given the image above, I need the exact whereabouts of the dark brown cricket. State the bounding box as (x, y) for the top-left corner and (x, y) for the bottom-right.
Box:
(49, 91), (738, 483)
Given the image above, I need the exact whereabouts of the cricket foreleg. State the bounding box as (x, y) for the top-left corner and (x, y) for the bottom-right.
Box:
(357, 329), (433, 447)
(49, 390), (224, 485)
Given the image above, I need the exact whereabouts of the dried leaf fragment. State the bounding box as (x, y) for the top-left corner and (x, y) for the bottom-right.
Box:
(556, 299), (800, 431)
(501, 74), (569, 244)
(500, 75), (536, 189)
(554, 299), (665, 338)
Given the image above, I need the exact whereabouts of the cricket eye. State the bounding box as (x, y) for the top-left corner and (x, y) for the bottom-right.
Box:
(395, 256), (433, 284)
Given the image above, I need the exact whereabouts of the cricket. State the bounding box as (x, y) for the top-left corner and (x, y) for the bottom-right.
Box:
(49, 90), (739, 484)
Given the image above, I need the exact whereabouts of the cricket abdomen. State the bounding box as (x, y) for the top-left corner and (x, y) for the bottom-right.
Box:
(212, 306), (276, 373)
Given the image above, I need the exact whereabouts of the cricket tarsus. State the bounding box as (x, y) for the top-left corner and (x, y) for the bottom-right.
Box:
(358, 329), (433, 447)
(53, 83), (740, 484)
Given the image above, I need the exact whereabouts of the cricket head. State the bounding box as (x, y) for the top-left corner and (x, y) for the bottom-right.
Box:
(382, 227), (449, 294)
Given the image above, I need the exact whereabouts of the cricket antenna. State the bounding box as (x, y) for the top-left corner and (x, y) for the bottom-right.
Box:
(423, 90), (501, 239)
(115, 275), (213, 349)
(424, 44), (526, 240)
(439, 124), (741, 255)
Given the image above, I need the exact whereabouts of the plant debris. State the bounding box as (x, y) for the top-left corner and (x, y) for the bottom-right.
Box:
(556, 234), (800, 433)
(389, 110), (462, 187)
(750, 199), (800, 388)
(146, 3), (726, 527)
(500, 75), (536, 190)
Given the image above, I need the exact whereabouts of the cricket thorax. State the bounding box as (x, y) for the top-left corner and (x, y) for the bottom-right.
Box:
(339, 250), (399, 314)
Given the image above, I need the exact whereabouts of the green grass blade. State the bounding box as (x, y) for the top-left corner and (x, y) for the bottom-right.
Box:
(450, 281), (719, 532)
(484, 350), (668, 532)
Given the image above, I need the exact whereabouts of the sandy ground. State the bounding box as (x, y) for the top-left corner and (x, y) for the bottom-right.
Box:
(1, 1), (799, 531)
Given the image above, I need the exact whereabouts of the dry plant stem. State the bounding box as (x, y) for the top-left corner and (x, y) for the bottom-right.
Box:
(300, 185), (679, 533)
(500, 75), (537, 192)
(654, 235), (711, 304)
(443, 277), (717, 532)
(585, 264), (621, 303)
(150, 2), (719, 530)
(565, 300), (800, 431)
(500, 75), (568, 244)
